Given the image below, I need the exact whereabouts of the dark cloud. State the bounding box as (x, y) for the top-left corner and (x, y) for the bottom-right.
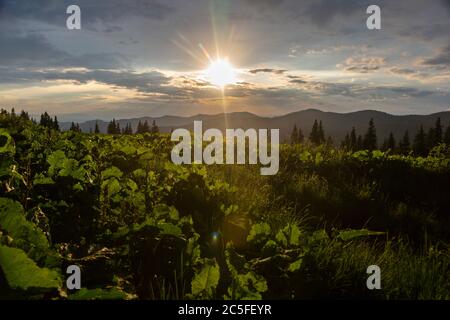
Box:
(249, 68), (287, 75)
(337, 56), (386, 73)
(0, 0), (174, 27)
(422, 44), (450, 66)
(304, 0), (369, 27)
(0, 32), (128, 69)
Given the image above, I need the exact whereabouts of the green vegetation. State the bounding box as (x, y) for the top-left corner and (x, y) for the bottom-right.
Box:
(0, 110), (449, 300)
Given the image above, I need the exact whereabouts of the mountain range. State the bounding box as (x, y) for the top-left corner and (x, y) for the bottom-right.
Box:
(60, 109), (450, 144)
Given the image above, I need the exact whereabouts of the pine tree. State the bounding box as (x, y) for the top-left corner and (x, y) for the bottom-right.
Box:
(356, 134), (363, 151)
(298, 127), (304, 143)
(53, 116), (59, 131)
(70, 122), (81, 133)
(107, 119), (118, 134)
(399, 130), (410, 154)
(326, 136), (333, 146)
(94, 121), (100, 134)
(426, 127), (436, 151)
(434, 117), (443, 145)
(122, 123), (133, 135)
(151, 120), (159, 134)
(341, 133), (350, 150)
(309, 120), (320, 144)
(350, 127), (357, 151)
(290, 125), (298, 144)
(413, 125), (427, 156)
(363, 118), (377, 151)
(136, 120), (150, 134)
(142, 120), (150, 133)
(387, 132), (396, 151)
(445, 125), (450, 144)
(318, 121), (326, 144)
(20, 110), (30, 120)
(40, 112), (53, 128)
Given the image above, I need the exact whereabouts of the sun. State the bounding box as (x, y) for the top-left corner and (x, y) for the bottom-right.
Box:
(205, 58), (237, 88)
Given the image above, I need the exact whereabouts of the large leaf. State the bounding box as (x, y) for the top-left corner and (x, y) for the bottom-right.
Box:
(247, 223), (271, 248)
(0, 198), (49, 258)
(0, 245), (61, 291)
(0, 129), (15, 154)
(225, 244), (267, 300)
(68, 288), (129, 300)
(275, 224), (301, 247)
(191, 258), (220, 298)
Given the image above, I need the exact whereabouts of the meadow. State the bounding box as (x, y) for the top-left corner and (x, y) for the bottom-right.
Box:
(0, 112), (449, 300)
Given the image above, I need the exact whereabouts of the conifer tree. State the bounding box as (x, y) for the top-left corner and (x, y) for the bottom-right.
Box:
(363, 118), (377, 151)
(413, 125), (427, 156)
(444, 125), (450, 144)
(399, 130), (410, 154)
(290, 125), (298, 144)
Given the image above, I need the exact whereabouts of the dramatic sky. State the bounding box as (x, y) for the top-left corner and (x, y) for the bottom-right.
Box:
(0, 0), (449, 121)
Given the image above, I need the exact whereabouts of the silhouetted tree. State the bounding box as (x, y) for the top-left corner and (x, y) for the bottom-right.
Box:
(107, 119), (121, 134)
(413, 125), (427, 156)
(445, 124), (450, 144)
(122, 123), (133, 135)
(53, 116), (59, 131)
(297, 127), (304, 143)
(70, 122), (81, 133)
(290, 124), (298, 144)
(151, 120), (159, 134)
(136, 120), (150, 134)
(20, 110), (30, 120)
(383, 132), (396, 151)
(357, 134), (363, 150)
(350, 127), (357, 151)
(326, 135), (333, 146)
(309, 120), (325, 145)
(363, 118), (377, 151)
(94, 121), (100, 134)
(318, 121), (326, 144)
(435, 117), (443, 145)
(399, 130), (410, 154)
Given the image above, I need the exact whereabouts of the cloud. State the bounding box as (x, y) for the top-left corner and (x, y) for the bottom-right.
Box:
(337, 56), (386, 73)
(249, 68), (287, 75)
(304, 0), (367, 27)
(421, 44), (450, 67)
(0, 32), (129, 69)
(0, 0), (174, 26)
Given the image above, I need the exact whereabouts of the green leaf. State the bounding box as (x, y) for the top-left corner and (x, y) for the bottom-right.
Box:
(0, 129), (15, 155)
(33, 173), (55, 185)
(47, 150), (67, 175)
(275, 224), (301, 247)
(101, 166), (123, 180)
(0, 245), (61, 291)
(191, 259), (220, 298)
(68, 288), (129, 300)
(225, 244), (267, 300)
(288, 257), (303, 273)
(247, 223), (271, 248)
(336, 229), (385, 241)
(0, 198), (49, 258)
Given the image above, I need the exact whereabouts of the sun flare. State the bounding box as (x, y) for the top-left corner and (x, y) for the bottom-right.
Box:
(205, 58), (237, 88)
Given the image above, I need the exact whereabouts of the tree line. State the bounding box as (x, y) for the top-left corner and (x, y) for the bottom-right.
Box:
(290, 117), (450, 155)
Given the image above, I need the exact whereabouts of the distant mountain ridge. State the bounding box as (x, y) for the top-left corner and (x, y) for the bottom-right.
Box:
(60, 109), (450, 143)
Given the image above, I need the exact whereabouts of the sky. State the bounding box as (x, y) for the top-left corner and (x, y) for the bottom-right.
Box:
(0, 0), (449, 121)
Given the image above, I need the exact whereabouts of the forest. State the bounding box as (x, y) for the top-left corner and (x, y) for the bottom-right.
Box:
(0, 109), (449, 300)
